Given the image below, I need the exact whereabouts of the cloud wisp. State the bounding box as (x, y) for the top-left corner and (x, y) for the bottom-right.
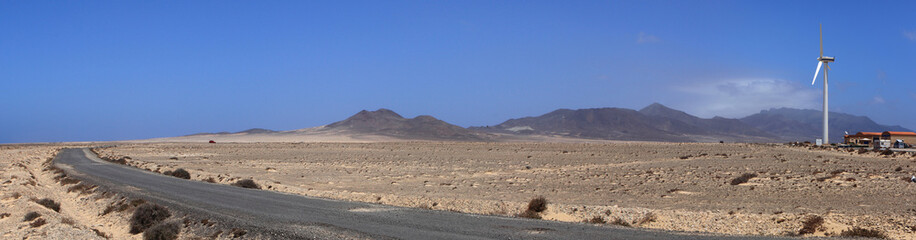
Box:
(637, 32), (661, 44)
(672, 78), (820, 118)
(871, 96), (886, 104)
(905, 30), (916, 41)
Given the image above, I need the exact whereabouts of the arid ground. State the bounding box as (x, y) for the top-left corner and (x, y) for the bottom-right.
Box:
(0, 144), (132, 239)
(85, 142), (916, 239)
(0, 145), (243, 239)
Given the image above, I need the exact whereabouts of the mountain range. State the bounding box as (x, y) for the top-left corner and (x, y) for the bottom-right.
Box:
(182, 104), (912, 143)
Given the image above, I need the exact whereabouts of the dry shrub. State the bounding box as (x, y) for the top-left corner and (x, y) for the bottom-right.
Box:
(0, 213), (9, 219)
(143, 221), (181, 240)
(130, 203), (171, 234)
(588, 216), (606, 224)
(798, 215), (824, 235)
(204, 177), (216, 183)
(61, 217), (76, 225)
(857, 148), (869, 154)
(880, 149), (894, 156)
(229, 228), (247, 238)
(112, 157), (128, 165)
(610, 218), (631, 227)
(730, 173), (757, 185)
(60, 177), (80, 185)
(34, 198), (60, 212)
(527, 196), (548, 213)
(170, 169), (190, 179)
(840, 227), (888, 239)
(232, 179), (260, 189)
(29, 218), (46, 228)
(68, 183), (95, 194)
(518, 196), (548, 219)
(23, 212), (40, 221)
(637, 212), (657, 225)
(117, 199), (147, 213)
(518, 210), (541, 219)
(92, 228), (109, 239)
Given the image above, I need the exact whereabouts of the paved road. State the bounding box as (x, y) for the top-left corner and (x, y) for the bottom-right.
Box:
(54, 148), (789, 239)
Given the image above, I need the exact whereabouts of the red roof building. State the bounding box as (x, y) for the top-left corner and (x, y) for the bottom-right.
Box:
(844, 131), (916, 147)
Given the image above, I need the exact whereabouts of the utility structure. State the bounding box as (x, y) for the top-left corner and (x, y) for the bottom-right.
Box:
(811, 24), (835, 145)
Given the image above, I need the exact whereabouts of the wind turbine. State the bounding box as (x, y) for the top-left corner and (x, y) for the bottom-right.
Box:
(811, 24), (835, 145)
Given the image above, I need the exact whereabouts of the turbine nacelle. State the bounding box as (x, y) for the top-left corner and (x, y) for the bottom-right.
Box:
(818, 56), (835, 62)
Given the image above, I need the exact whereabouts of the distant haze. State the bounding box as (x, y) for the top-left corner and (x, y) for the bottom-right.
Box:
(2, 1), (914, 143)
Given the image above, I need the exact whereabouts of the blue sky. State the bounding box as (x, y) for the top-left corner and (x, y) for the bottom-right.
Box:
(2, 1), (915, 143)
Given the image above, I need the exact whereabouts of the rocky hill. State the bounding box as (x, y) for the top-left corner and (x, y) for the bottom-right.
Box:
(323, 109), (490, 141)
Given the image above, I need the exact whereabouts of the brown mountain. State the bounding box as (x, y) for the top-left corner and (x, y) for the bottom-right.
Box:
(474, 107), (696, 142)
(740, 108), (913, 142)
(324, 109), (490, 141)
(638, 103), (778, 141)
(475, 103), (779, 142)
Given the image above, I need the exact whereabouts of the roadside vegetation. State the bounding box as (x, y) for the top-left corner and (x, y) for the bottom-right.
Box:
(129, 203), (172, 234)
(518, 196), (548, 219)
(232, 179), (260, 189)
(162, 168), (191, 179)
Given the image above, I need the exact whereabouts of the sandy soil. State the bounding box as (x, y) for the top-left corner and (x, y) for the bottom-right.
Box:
(0, 144), (244, 240)
(95, 142), (916, 239)
(0, 144), (125, 239)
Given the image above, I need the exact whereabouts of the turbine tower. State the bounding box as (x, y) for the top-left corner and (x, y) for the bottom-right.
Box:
(811, 24), (835, 145)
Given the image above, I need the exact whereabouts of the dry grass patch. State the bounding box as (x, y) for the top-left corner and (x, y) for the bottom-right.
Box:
(587, 216), (606, 224)
(798, 215), (824, 235)
(129, 203), (171, 234)
(518, 196), (548, 219)
(163, 168), (191, 179)
(637, 212), (657, 226)
(232, 179), (260, 189)
(730, 173), (757, 185)
(609, 218), (631, 227)
(840, 227), (888, 239)
(143, 221), (181, 240)
(23, 212), (41, 222)
(29, 218), (47, 228)
(34, 198), (60, 212)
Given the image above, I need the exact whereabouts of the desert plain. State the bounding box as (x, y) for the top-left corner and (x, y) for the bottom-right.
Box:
(3, 141), (916, 239)
(75, 141), (916, 239)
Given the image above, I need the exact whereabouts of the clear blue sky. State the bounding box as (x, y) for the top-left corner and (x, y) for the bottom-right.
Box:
(2, 1), (915, 143)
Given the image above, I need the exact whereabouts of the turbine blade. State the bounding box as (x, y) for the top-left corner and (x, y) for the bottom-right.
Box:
(820, 24), (823, 57)
(812, 61), (823, 85)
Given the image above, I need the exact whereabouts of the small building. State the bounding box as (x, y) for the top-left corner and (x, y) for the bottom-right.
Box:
(844, 132), (882, 146)
(882, 131), (916, 147)
(844, 131), (916, 148)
